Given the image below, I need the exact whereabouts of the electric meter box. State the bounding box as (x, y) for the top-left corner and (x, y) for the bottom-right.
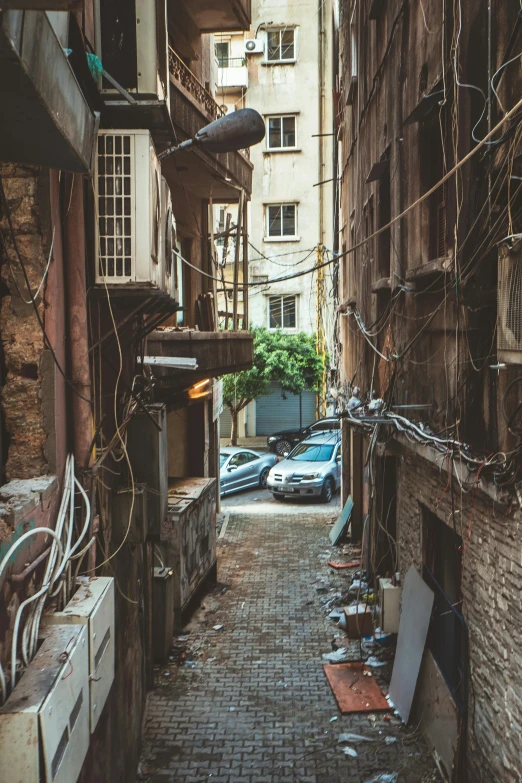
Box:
(0, 624), (89, 783)
(43, 576), (115, 732)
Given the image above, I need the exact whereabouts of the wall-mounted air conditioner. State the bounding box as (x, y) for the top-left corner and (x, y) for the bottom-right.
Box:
(0, 624), (89, 783)
(95, 129), (165, 290)
(245, 38), (264, 54)
(43, 577), (115, 733)
(95, 0), (169, 103)
(160, 176), (180, 304)
(498, 239), (522, 364)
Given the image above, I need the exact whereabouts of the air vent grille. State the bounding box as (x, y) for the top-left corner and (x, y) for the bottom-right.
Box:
(96, 134), (134, 280)
(498, 244), (522, 362)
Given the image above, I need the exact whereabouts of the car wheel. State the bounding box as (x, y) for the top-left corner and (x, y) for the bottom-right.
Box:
(321, 477), (334, 504)
(259, 467), (270, 489)
(272, 492), (285, 501)
(275, 439), (292, 456)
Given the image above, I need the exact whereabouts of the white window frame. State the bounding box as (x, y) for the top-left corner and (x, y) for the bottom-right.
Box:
(265, 203), (299, 241)
(215, 39), (231, 68)
(268, 294), (298, 330)
(265, 27), (297, 64)
(266, 114), (298, 151)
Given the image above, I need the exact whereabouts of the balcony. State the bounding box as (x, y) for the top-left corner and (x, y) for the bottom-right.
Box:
(217, 58), (249, 91)
(173, 0), (251, 33)
(165, 48), (253, 199)
(146, 329), (254, 398)
(0, 10), (96, 173)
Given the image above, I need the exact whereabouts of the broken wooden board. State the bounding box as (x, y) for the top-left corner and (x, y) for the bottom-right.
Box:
(389, 565), (434, 723)
(329, 495), (354, 545)
(324, 662), (389, 713)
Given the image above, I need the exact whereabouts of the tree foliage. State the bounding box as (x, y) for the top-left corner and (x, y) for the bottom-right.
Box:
(223, 328), (323, 443)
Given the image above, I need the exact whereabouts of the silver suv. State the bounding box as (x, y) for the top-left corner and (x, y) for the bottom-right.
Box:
(266, 433), (341, 503)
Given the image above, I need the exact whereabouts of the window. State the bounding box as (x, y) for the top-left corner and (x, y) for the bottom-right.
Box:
(288, 443), (335, 462)
(269, 295), (297, 329)
(215, 41), (230, 67)
(266, 204), (297, 238)
(267, 28), (295, 62)
(267, 116), (297, 150)
(229, 451), (258, 467)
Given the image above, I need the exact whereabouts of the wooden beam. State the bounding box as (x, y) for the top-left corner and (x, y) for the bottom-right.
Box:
(0, 0), (83, 8)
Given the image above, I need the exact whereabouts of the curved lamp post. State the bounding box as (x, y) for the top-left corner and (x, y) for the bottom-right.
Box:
(158, 108), (265, 161)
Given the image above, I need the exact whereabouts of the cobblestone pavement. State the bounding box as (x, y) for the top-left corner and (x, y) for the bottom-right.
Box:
(137, 506), (440, 783)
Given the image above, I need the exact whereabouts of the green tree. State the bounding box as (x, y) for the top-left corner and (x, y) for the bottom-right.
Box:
(223, 327), (324, 445)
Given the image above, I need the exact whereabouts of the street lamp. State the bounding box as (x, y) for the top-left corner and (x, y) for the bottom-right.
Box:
(158, 108), (265, 161)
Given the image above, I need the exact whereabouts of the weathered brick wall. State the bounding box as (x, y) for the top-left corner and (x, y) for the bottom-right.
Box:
(0, 163), (51, 482)
(395, 442), (522, 783)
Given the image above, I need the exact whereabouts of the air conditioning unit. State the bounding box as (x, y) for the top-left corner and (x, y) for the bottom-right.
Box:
(0, 624), (89, 783)
(378, 577), (401, 634)
(245, 38), (264, 54)
(160, 176), (180, 303)
(95, 129), (164, 290)
(43, 577), (115, 733)
(95, 0), (169, 103)
(498, 239), (522, 364)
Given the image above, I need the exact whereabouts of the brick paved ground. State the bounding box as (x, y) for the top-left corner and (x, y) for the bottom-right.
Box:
(137, 506), (440, 783)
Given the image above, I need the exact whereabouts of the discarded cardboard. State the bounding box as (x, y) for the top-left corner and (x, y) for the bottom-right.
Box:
(389, 565), (434, 723)
(329, 495), (354, 545)
(324, 662), (389, 713)
(345, 604), (374, 639)
(328, 560), (361, 569)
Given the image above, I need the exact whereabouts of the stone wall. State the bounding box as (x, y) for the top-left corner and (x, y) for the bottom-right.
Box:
(0, 164), (52, 483)
(394, 441), (522, 783)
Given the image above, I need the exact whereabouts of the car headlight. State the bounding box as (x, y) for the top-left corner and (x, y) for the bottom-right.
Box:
(302, 473), (321, 481)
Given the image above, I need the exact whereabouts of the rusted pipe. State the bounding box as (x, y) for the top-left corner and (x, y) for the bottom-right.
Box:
(9, 547), (51, 583)
(63, 174), (93, 468)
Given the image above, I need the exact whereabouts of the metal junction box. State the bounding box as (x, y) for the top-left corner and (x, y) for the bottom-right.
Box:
(0, 624), (89, 783)
(113, 484), (148, 544)
(43, 576), (115, 732)
(378, 577), (401, 634)
(126, 403), (168, 537)
(161, 478), (217, 623)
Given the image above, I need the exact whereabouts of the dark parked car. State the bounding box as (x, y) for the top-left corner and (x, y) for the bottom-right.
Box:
(266, 417), (340, 456)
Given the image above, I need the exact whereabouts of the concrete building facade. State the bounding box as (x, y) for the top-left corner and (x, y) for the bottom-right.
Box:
(217, 0), (337, 437)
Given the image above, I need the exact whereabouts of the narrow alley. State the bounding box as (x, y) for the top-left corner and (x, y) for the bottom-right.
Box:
(137, 497), (439, 783)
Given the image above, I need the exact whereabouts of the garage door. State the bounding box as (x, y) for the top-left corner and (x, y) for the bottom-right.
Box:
(219, 406), (232, 438)
(255, 382), (317, 435)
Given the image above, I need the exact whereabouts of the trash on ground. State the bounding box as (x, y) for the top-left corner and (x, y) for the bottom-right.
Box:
(345, 604), (374, 638)
(213, 624), (224, 631)
(328, 608), (345, 620)
(322, 648), (350, 663)
(338, 732), (376, 743)
(341, 746), (358, 757)
(330, 716), (338, 722)
(348, 579), (368, 595)
(363, 774), (399, 783)
(324, 662), (389, 713)
(385, 736), (397, 744)
(366, 656), (387, 667)
(328, 560), (361, 569)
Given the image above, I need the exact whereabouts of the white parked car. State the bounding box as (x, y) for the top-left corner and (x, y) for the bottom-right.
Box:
(267, 433), (341, 503)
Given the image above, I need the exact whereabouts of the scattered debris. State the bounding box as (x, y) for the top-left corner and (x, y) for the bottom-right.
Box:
(213, 625), (224, 631)
(328, 560), (361, 569)
(341, 746), (358, 757)
(385, 736), (397, 744)
(338, 733), (376, 743)
(366, 656), (388, 667)
(363, 774), (399, 783)
(322, 648), (350, 663)
(330, 716), (338, 722)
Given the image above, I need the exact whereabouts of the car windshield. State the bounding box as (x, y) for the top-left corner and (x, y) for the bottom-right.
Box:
(288, 443), (335, 462)
(219, 453), (229, 468)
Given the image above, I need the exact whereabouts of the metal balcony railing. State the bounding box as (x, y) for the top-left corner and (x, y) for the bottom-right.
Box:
(217, 57), (247, 68)
(169, 47), (224, 122)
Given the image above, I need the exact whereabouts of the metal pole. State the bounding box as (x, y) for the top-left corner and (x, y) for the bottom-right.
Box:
(242, 202), (249, 330)
(232, 190), (244, 331)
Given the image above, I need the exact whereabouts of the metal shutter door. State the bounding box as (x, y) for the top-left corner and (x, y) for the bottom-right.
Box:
(255, 383), (317, 435)
(219, 406), (232, 438)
